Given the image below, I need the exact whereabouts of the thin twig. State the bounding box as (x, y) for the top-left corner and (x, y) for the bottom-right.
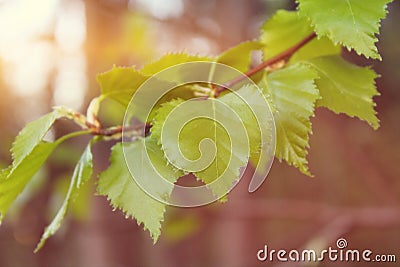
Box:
(90, 123), (150, 137)
(214, 32), (317, 96)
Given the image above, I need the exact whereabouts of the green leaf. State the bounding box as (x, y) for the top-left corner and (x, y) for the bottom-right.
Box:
(151, 86), (272, 197)
(152, 100), (244, 197)
(260, 10), (340, 62)
(261, 63), (320, 175)
(304, 55), (380, 129)
(0, 130), (89, 223)
(97, 66), (148, 108)
(297, 0), (392, 60)
(151, 98), (184, 140)
(290, 37), (341, 63)
(218, 86), (273, 166)
(217, 41), (264, 73)
(260, 10), (313, 60)
(0, 142), (58, 221)
(146, 85), (206, 123)
(0, 109), (69, 221)
(11, 110), (61, 168)
(140, 53), (213, 76)
(35, 143), (93, 252)
(140, 54), (215, 105)
(97, 139), (182, 242)
(98, 55), (213, 120)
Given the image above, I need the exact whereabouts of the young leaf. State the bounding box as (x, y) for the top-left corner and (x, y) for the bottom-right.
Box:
(151, 86), (272, 197)
(35, 143), (93, 252)
(217, 85), (274, 169)
(0, 130), (89, 223)
(261, 63), (319, 175)
(304, 55), (380, 129)
(97, 66), (148, 108)
(11, 110), (61, 168)
(140, 53), (213, 76)
(217, 41), (264, 73)
(97, 139), (182, 242)
(0, 109), (70, 221)
(260, 10), (340, 61)
(290, 37), (341, 63)
(260, 10), (312, 60)
(297, 0), (393, 60)
(152, 100), (246, 197)
(0, 142), (58, 221)
(98, 55), (213, 120)
(151, 98), (185, 141)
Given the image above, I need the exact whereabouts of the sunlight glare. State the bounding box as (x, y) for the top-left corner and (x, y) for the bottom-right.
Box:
(133, 0), (184, 20)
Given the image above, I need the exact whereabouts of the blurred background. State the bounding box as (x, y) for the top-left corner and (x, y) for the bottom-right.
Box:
(0, 0), (399, 266)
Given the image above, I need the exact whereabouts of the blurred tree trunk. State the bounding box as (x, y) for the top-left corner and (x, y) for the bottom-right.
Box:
(81, 1), (143, 266)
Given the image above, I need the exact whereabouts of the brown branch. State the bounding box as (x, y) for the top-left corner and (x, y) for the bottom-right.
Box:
(214, 32), (317, 96)
(90, 123), (150, 137)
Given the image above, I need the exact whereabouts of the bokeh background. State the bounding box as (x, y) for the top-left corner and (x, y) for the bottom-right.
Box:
(0, 0), (399, 266)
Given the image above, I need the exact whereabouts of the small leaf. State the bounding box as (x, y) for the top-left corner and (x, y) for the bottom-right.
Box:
(151, 85), (273, 197)
(140, 53), (213, 76)
(98, 55), (213, 121)
(97, 66), (148, 108)
(304, 55), (380, 129)
(260, 10), (313, 60)
(217, 41), (264, 73)
(97, 139), (182, 242)
(261, 63), (320, 175)
(152, 99), (245, 197)
(86, 97), (102, 128)
(0, 142), (58, 221)
(290, 37), (341, 63)
(261, 10), (340, 62)
(146, 85), (205, 122)
(218, 86), (274, 169)
(0, 109), (71, 221)
(11, 110), (61, 167)
(35, 143), (93, 252)
(0, 130), (89, 223)
(297, 0), (393, 59)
